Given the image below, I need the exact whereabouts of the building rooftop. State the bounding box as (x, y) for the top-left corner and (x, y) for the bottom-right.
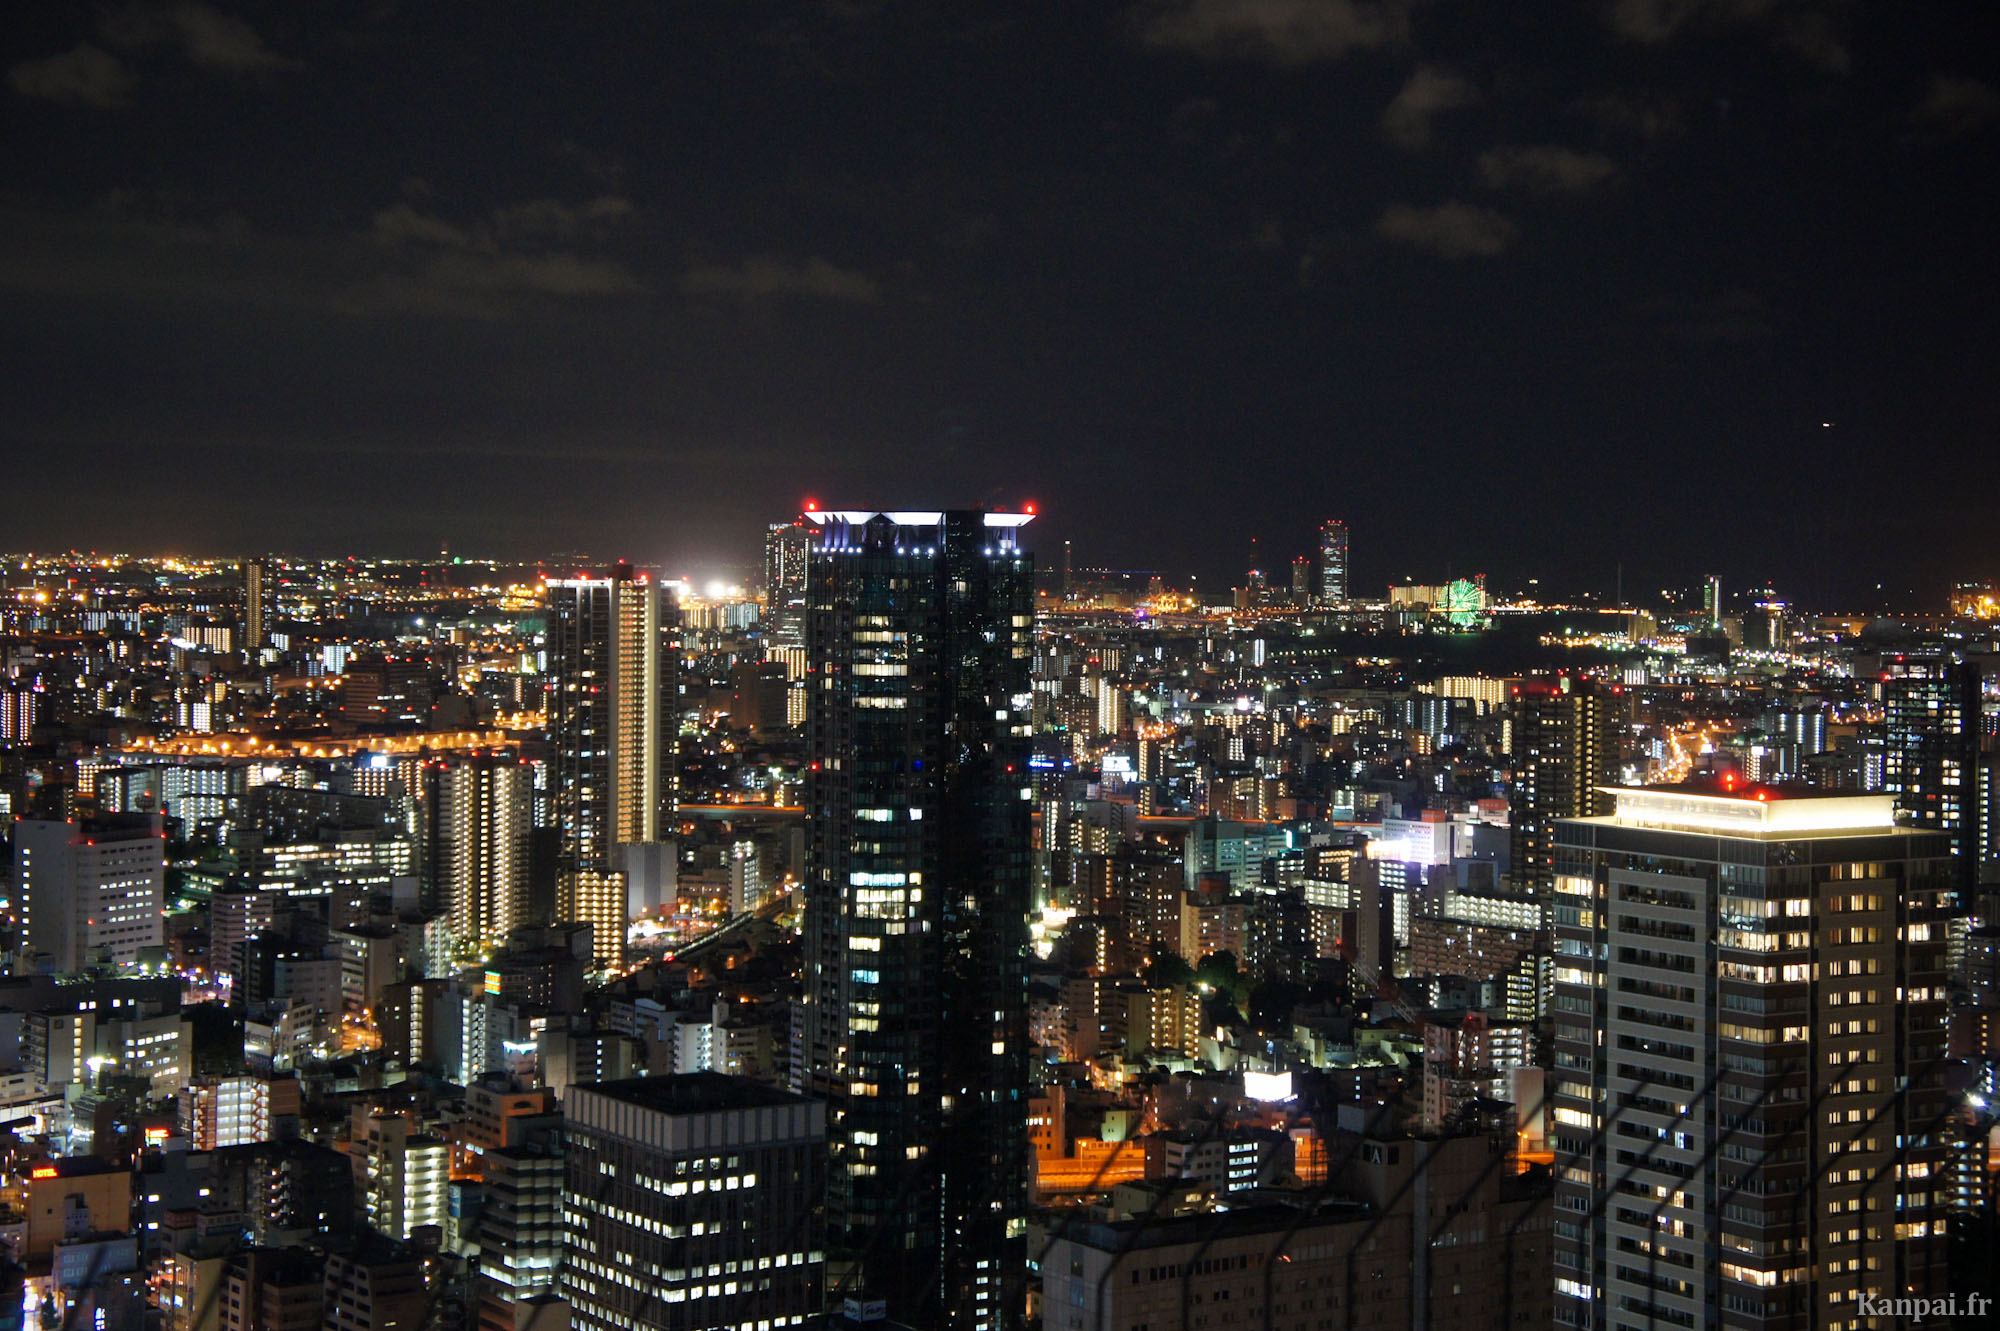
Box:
(1054, 1200), (1376, 1252)
(1636, 779), (1864, 801)
(1585, 784), (1903, 836)
(573, 1072), (806, 1116)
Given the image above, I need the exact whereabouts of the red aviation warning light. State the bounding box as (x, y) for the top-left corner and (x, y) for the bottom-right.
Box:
(803, 498), (819, 513)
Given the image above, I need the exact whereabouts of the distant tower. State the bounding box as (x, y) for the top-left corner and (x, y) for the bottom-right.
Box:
(546, 564), (677, 970)
(1882, 655), (1983, 896)
(1508, 681), (1621, 895)
(763, 516), (812, 648)
(1318, 519), (1349, 604)
(241, 558), (269, 654)
(1702, 573), (1723, 628)
(1289, 554), (1311, 602)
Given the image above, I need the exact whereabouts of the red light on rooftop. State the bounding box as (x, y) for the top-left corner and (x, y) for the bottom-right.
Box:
(1753, 791), (1768, 801)
(803, 498), (819, 512)
(1024, 502), (1036, 515)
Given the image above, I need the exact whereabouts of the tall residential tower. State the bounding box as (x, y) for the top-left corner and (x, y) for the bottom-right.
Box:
(1551, 784), (1953, 1330)
(1509, 680), (1621, 894)
(545, 564), (676, 970)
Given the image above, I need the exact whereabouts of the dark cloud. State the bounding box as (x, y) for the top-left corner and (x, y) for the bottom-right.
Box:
(8, 44), (133, 108)
(1577, 92), (1685, 141)
(682, 256), (883, 304)
(1478, 145), (1620, 195)
(1382, 65), (1479, 150)
(1604, 0), (1850, 72)
(99, 3), (299, 74)
(1375, 201), (1517, 257)
(350, 198), (644, 317)
(1914, 74), (2000, 133)
(335, 252), (644, 320)
(1774, 10), (1849, 74)
(1138, 0), (1411, 65)
(1604, 0), (1770, 44)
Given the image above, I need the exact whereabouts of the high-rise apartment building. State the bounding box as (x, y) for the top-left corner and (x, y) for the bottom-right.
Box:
(350, 1108), (449, 1241)
(1509, 681), (1621, 894)
(14, 814), (165, 972)
(764, 516), (812, 649)
(1551, 784), (1953, 1330)
(560, 1074), (824, 1331)
(1317, 518), (1349, 604)
(241, 557), (270, 654)
(1703, 574), (1724, 627)
(546, 564), (676, 969)
(796, 508), (1035, 1328)
(1880, 655), (1982, 894)
(426, 753), (533, 956)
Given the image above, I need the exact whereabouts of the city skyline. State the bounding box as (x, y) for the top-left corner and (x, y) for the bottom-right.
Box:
(5, 5), (1999, 599)
(1, 507), (1996, 1328)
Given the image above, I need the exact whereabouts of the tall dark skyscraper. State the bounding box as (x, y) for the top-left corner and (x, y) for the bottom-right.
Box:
(546, 564), (676, 970)
(795, 508), (1034, 1329)
(1317, 518), (1348, 604)
(1509, 680), (1621, 894)
(1881, 654), (1983, 895)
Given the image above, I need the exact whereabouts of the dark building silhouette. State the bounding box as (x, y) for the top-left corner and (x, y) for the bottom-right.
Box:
(795, 509), (1035, 1329)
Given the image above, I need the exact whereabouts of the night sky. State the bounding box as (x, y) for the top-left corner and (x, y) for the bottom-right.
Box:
(6, 2), (1997, 606)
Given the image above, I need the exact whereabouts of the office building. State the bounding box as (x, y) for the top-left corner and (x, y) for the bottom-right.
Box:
(764, 516), (813, 649)
(546, 564), (676, 970)
(323, 1250), (428, 1331)
(220, 1248), (325, 1331)
(1703, 574), (1723, 627)
(1508, 681), (1620, 894)
(796, 508), (1035, 1328)
(427, 753), (533, 956)
(1551, 784), (1953, 1330)
(1317, 518), (1349, 604)
(561, 1074), (824, 1331)
(1040, 1202), (1410, 1330)
(14, 814), (165, 972)
(475, 1144), (565, 1331)
(1880, 655), (1982, 894)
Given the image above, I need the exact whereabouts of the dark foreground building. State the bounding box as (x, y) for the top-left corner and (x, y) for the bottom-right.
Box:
(796, 508), (1037, 1329)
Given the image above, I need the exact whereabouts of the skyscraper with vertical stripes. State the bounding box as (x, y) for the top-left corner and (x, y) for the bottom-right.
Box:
(546, 564), (675, 971)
